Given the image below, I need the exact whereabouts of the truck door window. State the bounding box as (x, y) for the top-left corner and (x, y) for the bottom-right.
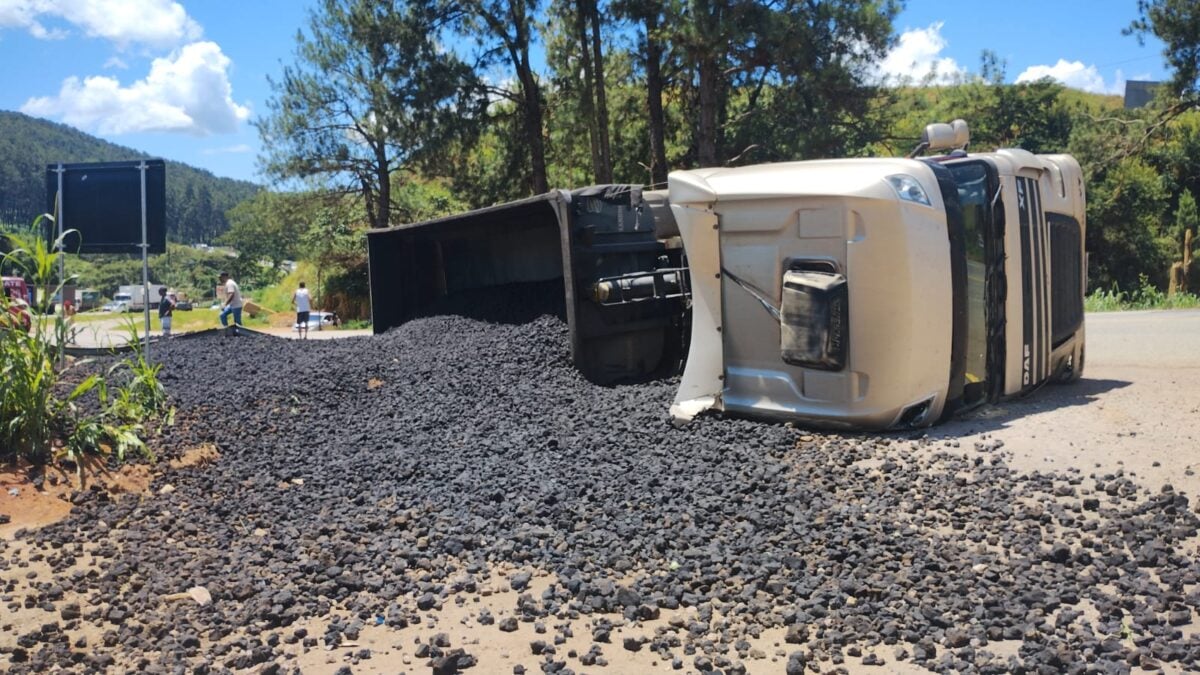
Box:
(946, 162), (991, 405)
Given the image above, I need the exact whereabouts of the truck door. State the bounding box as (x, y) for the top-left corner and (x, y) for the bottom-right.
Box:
(938, 158), (1006, 408)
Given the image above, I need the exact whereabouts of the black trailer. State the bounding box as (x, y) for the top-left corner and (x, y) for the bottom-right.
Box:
(366, 186), (690, 384)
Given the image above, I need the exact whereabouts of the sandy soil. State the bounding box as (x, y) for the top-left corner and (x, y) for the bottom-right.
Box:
(0, 459), (152, 539)
(283, 567), (935, 675)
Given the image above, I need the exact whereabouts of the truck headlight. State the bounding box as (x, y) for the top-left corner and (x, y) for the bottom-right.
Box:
(886, 174), (931, 206)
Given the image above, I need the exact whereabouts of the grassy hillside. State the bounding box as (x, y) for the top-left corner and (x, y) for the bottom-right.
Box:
(0, 111), (259, 244)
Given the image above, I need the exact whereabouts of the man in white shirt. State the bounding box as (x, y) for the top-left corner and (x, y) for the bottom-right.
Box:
(292, 281), (312, 339)
(218, 272), (244, 335)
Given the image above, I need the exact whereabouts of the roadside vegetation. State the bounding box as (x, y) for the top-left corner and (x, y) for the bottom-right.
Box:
(1086, 285), (1200, 312)
(0, 222), (170, 484)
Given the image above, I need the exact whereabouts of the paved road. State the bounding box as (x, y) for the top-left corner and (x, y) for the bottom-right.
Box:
(61, 317), (371, 347)
(930, 309), (1200, 497)
(62, 316), (138, 348)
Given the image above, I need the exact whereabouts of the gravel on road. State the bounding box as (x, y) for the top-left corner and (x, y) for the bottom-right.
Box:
(2, 290), (1199, 674)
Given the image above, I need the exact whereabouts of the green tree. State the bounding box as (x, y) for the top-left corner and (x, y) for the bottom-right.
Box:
(546, 0), (614, 184)
(258, 0), (482, 230)
(1086, 157), (1171, 291)
(908, 80), (1073, 154)
(675, 0), (900, 167)
(606, 0), (677, 185)
(1127, 0), (1200, 100)
(460, 0), (552, 194)
(219, 192), (306, 287)
(296, 197), (372, 319)
(391, 177), (471, 223)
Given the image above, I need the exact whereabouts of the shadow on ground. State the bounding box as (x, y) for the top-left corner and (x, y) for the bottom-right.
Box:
(897, 376), (1131, 440)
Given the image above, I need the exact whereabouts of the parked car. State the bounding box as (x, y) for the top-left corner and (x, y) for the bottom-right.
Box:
(296, 311), (340, 332)
(166, 290), (192, 311)
(102, 300), (130, 313)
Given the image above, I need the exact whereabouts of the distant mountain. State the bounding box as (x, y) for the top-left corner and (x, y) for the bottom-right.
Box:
(0, 111), (260, 244)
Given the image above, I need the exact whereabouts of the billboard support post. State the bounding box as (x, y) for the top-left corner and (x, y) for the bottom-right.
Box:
(139, 161), (151, 362)
(55, 164), (65, 288)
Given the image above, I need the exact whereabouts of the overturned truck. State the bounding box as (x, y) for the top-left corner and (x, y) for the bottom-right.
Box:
(367, 121), (1086, 430)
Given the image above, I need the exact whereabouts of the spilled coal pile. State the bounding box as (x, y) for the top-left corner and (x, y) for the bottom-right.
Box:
(3, 294), (1200, 674)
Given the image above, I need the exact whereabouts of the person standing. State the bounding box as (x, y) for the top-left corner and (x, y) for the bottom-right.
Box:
(218, 272), (243, 335)
(292, 281), (312, 339)
(158, 287), (176, 338)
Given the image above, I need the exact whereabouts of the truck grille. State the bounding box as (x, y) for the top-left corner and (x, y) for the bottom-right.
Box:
(1016, 177), (1050, 389)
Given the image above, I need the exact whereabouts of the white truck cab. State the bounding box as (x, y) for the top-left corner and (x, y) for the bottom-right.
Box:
(669, 121), (1086, 429)
(365, 120), (1086, 430)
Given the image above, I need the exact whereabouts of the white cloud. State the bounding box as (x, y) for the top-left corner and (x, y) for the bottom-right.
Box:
(21, 41), (250, 136)
(1015, 59), (1124, 95)
(103, 56), (128, 70)
(878, 22), (966, 86)
(0, 0), (201, 48)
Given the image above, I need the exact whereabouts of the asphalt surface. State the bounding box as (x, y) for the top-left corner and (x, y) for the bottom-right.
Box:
(57, 314), (370, 348)
(931, 309), (1200, 497)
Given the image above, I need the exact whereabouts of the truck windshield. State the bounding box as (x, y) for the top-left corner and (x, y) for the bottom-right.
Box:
(947, 162), (992, 405)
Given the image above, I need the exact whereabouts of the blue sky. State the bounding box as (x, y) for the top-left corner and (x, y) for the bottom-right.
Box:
(0, 1), (1170, 185)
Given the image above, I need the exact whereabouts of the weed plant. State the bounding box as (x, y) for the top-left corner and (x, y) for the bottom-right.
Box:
(1086, 275), (1200, 312)
(0, 220), (170, 484)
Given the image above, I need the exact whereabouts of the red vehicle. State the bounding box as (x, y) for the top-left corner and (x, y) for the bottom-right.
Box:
(2, 276), (32, 333)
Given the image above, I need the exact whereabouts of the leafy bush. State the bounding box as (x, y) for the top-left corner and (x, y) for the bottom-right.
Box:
(0, 221), (170, 483)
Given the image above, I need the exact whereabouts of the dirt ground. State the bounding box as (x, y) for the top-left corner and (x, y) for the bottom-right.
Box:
(0, 460), (153, 539)
(929, 309), (1200, 498)
(2, 309), (1198, 674)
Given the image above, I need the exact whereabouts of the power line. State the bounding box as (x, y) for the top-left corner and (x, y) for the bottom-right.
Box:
(1095, 54), (1160, 69)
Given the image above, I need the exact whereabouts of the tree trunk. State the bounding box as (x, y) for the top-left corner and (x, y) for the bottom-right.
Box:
(374, 141), (391, 228)
(506, 0), (549, 194)
(471, 0), (550, 195)
(1169, 228), (1195, 296)
(361, 179), (379, 232)
(519, 69), (549, 194)
(576, 0), (602, 182)
(693, 0), (722, 167)
(589, 0), (613, 183)
(644, 10), (668, 187)
(697, 55), (719, 167)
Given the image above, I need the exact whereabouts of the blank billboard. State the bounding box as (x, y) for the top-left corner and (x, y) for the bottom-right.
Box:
(45, 159), (166, 254)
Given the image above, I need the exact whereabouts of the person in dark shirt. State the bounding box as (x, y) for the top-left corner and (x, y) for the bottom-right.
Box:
(158, 287), (176, 338)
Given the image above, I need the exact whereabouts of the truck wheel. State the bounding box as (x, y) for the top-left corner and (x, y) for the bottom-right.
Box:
(1058, 347), (1084, 383)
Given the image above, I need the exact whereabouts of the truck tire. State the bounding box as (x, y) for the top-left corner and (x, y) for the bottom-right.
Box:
(1058, 346), (1084, 384)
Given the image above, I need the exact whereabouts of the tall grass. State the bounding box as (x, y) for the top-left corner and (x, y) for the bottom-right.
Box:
(1, 220), (169, 484)
(1086, 276), (1200, 312)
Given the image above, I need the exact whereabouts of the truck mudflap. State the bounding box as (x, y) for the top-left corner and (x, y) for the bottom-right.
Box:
(366, 187), (689, 385)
